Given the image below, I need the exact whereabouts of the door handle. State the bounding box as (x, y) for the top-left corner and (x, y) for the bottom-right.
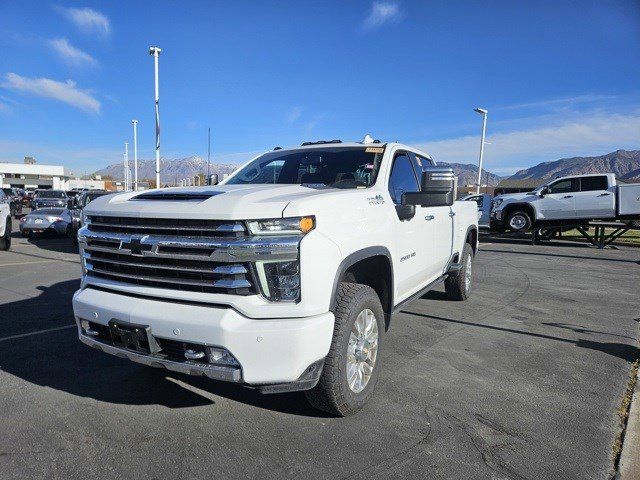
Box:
(563, 195), (573, 198)
(449, 211), (456, 217)
(424, 215), (435, 221)
(598, 193), (611, 197)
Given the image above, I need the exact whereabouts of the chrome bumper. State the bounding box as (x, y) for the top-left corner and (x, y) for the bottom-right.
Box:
(78, 332), (242, 382)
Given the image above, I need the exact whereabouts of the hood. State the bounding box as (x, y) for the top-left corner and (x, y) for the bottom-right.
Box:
(494, 192), (538, 203)
(84, 184), (350, 220)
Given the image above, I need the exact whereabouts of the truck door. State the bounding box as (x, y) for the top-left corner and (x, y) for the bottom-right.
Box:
(387, 152), (430, 299)
(412, 153), (453, 279)
(573, 176), (615, 219)
(539, 178), (578, 219)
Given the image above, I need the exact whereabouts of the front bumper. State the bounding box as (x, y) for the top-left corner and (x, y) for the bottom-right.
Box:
(72, 286), (335, 386)
(20, 222), (67, 235)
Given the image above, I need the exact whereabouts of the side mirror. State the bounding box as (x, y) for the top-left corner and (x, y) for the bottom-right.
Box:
(539, 187), (549, 198)
(403, 167), (456, 207)
(395, 204), (416, 221)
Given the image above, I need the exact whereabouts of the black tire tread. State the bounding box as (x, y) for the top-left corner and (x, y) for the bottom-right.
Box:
(444, 243), (473, 301)
(305, 282), (382, 416)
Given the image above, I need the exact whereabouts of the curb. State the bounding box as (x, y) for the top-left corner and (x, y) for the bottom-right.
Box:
(619, 363), (640, 480)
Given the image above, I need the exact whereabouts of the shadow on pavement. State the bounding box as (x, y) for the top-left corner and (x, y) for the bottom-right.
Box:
(0, 279), (327, 416)
(480, 248), (639, 265)
(401, 310), (639, 363)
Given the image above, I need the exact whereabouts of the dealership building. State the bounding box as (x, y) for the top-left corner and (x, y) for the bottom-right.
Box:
(0, 158), (105, 190)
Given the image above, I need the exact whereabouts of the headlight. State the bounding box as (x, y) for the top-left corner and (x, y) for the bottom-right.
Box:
(246, 216), (314, 235)
(255, 260), (301, 302)
(491, 199), (503, 210)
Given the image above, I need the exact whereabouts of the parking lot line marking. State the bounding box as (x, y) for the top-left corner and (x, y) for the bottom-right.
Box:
(0, 259), (66, 267)
(0, 324), (75, 342)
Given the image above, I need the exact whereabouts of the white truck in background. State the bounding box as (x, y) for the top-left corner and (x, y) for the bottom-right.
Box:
(490, 173), (640, 232)
(72, 139), (478, 416)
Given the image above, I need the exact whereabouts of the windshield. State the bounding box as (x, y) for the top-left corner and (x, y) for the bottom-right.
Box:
(37, 190), (66, 198)
(226, 146), (385, 189)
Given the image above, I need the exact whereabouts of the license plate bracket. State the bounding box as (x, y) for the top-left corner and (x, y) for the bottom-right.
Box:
(108, 319), (161, 354)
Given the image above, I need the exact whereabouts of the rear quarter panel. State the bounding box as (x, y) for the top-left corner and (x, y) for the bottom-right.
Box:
(452, 200), (478, 254)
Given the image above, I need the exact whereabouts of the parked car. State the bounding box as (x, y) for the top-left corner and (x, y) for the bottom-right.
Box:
(23, 189), (35, 206)
(490, 173), (640, 232)
(33, 190), (69, 210)
(19, 208), (73, 237)
(1, 188), (23, 216)
(68, 190), (110, 238)
(72, 139), (478, 416)
(0, 190), (12, 250)
(462, 193), (492, 228)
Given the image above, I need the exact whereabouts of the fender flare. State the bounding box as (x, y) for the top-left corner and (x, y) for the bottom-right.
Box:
(329, 246), (394, 313)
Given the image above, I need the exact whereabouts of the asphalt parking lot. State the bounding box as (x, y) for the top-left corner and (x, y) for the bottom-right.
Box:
(0, 232), (638, 479)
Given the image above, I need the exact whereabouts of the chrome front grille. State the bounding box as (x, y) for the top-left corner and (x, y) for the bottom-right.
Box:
(79, 217), (300, 296)
(87, 215), (246, 237)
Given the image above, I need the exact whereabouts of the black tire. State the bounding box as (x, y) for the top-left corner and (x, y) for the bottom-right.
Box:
(305, 282), (385, 416)
(506, 210), (532, 232)
(0, 217), (11, 251)
(444, 243), (474, 301)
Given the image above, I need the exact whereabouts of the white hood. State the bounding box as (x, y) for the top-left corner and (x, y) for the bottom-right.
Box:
(84, 184), (350, 220)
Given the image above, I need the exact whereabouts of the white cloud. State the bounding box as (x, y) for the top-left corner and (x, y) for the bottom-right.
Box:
(363, 2), (401, 29)
(414, 112), (640, 171)
(55, 6), (110, 36)
(3, 73), (101, 114)
(48, 38), (98, 67)
(498, 94), (618, 111)
(287, 106), (302, 122)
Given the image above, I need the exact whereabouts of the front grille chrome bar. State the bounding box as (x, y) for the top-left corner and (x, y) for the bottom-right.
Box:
(78, 227), (300, 263)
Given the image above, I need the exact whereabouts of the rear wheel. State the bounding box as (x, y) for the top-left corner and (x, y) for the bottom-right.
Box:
(305, 282), (384, 416)
(445, 243), (474, 301)
(506, 210), (532, 232)
(0, 217), (11, 251)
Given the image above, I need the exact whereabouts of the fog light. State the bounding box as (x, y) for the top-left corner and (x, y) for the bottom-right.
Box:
(206, 347), (239, 366)
(80, 319), (90, 332)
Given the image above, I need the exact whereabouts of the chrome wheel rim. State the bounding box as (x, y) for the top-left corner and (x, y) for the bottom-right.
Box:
(464, 254), (472, 292)
(509, 214), (527, 230)
(347, 308), (379, 393)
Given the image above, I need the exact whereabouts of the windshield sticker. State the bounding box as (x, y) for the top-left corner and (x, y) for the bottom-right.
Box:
(365, 147), (384, 153)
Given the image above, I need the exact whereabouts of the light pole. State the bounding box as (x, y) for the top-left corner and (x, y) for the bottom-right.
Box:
(124, 142), (129, 191)
(474, 108), (488, 194)
(131, 120), (138, 191)
(149, 46), (162, 188)
(207, 127), (211, 186)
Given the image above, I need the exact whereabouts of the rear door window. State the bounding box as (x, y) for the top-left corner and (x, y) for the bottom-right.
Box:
(580, 176), (608, 191)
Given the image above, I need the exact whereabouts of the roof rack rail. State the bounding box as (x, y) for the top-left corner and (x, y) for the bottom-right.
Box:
(300, 139), (342, 146)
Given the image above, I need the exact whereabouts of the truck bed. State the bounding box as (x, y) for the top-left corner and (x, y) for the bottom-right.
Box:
(617, 183), (640, 217)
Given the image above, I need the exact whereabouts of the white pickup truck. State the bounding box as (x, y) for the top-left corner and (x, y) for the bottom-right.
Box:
(72, 140), (478, 415)
(490, 173), (640, 232)
(0, 190), (12, 250)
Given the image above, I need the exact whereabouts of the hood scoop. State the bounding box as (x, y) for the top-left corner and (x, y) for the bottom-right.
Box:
(131, 189), (225, 201)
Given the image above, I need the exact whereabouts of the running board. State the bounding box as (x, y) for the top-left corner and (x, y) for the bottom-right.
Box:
(391, 275), (447, 314)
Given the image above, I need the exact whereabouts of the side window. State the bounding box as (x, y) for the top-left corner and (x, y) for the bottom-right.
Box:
(388, 154), (419, 205)
(580, 176), (608, 192)
(548, 179), (577, 194)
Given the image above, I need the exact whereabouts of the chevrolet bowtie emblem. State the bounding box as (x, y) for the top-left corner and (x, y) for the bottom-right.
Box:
(120, 236), (149, 256)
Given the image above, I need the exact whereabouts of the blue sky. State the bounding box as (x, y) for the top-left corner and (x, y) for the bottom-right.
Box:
(0, 1), (639, 177)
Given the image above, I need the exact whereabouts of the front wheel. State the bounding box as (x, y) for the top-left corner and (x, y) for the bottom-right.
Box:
(305, 282), (385, 416)
(506, 210), (532, 232)
(0, 217), (11, 251)
(445, 242), (474, 301)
